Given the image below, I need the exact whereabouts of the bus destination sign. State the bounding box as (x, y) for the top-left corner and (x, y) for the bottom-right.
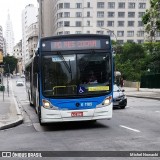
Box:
(51, 40), (101, 51)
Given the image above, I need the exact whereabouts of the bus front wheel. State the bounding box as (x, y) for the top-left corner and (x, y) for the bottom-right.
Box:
(38, 107), (45, 126)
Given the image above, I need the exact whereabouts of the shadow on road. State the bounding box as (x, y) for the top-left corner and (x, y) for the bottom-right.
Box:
(34, 120), (110, 132)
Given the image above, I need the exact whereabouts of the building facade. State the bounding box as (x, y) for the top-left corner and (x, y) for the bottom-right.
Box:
(38, 0), (156, 43)
(0, 26), (3, 51)
(5, 12), (14, 56)
(13, 40), (23, 74)
(22, 4), (38, 65)
(27, 22), (38, 58)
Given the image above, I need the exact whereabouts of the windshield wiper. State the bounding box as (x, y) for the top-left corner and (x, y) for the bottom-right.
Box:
(57, 51), (72, 79)
(57, 51), (71, 73)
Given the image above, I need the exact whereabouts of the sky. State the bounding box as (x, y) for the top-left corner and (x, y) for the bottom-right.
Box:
(0, 0), (38, 44)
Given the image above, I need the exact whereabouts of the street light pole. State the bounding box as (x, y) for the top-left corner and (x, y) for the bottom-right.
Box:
(100, 27), (117, 42)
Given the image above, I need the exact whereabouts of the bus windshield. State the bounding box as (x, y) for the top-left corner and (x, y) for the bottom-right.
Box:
(42, 50), (112, 97)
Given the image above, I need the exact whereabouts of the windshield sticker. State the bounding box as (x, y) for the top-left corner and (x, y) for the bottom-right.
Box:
(52, 56), (62, 62)
(78, 86), (86, 94)
(88, 86), (109, 91)
(52, 55), (75, 62)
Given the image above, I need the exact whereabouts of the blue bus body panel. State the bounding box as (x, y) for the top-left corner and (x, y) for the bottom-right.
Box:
(39, 94), (112, 110)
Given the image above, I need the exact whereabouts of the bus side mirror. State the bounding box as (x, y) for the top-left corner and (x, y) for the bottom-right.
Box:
(33, 56), (39, 73)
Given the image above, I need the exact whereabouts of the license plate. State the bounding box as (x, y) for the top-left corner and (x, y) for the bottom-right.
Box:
(71, 112), (83, 117)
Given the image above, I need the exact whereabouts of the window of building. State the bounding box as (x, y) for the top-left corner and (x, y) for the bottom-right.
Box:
(137, 31), (144, 37)
(127, 31), (134, 37)
(64, 3), (70, 8)
(128, 21), (134, 27)
(118, 12), (125, 18)
(138, 12), (145, 18)
(128, 3), (135, 9)
(57, 12), (63, 18)
(96, 31), (104, 34)
(97, 11), (104, 18)
(108, 2), (115, 8)
(118, 3), (125, 8)
(64, 31), (70, 35)
(58, 3), (63, 9)
(57, 21), (63, 27)
(64, 12), (70, 17)
(117, 31), (124, 37)
(75, 31), (82, 34)
(108, 12), (115, 17)
(76, 3), (82, 8)
(117, 40), (124, 44)
(87, 21), (90, 26)
(97, 2), (104, 8)
(138, 21), (144, 27)
(127, 40), (134, 43)
(64, 21), (70, 27)
(118, 21), (124, 27)
(137, 40), (144, 44)
(87, 2), (90, 8)
(97, 21), (104, 27)
(86, 31), (90, 34)
(107, 21), (114, 27)
(76, 21), (82, 27)
(107, 31), (114, 37)
(76, 12), (82, 17)
(139, 3), (146, 9)
(156, 32), (160, 37)
(87, 12), (90, 17)
(57, 32), (63, 35)
(128, 12), (135, 18)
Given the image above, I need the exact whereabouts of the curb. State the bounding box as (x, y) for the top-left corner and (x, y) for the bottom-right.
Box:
(0, 116), (23, 130)
(126, 95), (160, 101)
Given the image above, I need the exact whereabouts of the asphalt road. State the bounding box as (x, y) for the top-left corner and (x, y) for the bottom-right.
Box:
(0, 78), (160, 160)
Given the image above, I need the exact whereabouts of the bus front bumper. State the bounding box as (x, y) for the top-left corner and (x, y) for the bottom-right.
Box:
(40, 105), (112, 123)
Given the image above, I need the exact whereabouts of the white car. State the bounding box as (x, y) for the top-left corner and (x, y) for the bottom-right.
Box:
(16, 80), (24, 86)
(113, 84), (127, 109)
(21, 74), (25, 78)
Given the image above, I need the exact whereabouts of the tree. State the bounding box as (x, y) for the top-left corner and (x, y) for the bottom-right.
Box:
(115, 42), (148, 81)
(142, 0), (160, 42)
(3, 56), (18, 74)
(143, 42), (160, 73)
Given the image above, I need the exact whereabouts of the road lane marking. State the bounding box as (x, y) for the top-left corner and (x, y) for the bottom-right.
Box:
(120, 125), (140, 133)
(155, 111), (160, 113)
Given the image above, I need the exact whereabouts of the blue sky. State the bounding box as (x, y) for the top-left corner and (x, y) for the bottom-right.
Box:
(0, 0), (38, 44)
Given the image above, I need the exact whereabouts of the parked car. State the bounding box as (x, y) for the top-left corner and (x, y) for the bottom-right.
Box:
(21, 74), (25, 78)
(16, 80), (24, 86)
(113, 84), (127, 109)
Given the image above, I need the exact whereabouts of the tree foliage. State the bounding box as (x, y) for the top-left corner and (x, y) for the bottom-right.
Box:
(142, 0), (160, 41)
(3, 56), (18, 74)
(115, 42), (148, 81)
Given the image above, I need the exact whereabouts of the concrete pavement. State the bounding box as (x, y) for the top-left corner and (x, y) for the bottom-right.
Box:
(124, 87), (160, 100)
(0, 78), (160, 130)
(0, 77), (23, 130)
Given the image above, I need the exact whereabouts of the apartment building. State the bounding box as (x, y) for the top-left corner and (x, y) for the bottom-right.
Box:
(22, 4), (38, 65)
(39, 0), (156, 43)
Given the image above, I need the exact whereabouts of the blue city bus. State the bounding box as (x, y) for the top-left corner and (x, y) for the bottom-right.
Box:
(25, 34), (113, 125)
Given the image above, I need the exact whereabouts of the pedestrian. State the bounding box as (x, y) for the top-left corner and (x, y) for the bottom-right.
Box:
(120, 77), (124, 87)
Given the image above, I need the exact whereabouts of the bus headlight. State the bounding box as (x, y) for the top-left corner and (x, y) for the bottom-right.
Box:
(102, 96), (112, 106)
(42, 99), (58, 110)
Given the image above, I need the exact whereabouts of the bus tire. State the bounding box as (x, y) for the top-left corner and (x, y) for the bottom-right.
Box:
(38, 107), (45, 126)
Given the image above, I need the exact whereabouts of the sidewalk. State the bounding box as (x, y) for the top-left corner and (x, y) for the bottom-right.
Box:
(0, 78), (23, 130)
(123, 87), (160, 100)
